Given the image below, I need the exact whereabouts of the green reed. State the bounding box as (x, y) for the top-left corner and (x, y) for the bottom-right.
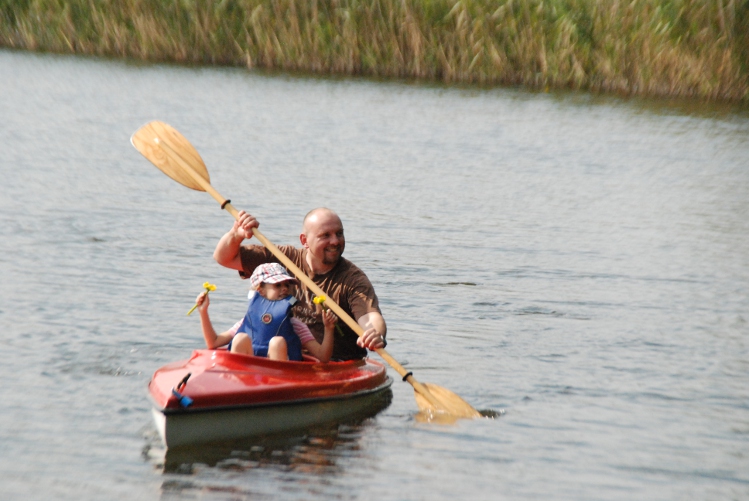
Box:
(1, 0), (747, 101)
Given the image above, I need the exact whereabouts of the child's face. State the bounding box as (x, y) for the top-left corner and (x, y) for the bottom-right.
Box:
(258, 281), (294, 301)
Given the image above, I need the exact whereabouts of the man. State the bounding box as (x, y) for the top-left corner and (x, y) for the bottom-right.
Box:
(214, 208), (387, 361)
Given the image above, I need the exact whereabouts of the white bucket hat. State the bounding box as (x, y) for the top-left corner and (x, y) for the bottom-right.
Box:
(249, 263), (298, 289)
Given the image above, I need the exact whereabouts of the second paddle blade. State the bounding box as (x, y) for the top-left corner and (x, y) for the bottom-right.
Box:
(131, 121), (210, 191)
(413, 383), (482, 419)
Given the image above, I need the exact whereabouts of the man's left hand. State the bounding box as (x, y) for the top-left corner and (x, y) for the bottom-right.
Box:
(357, 328), (387, 350)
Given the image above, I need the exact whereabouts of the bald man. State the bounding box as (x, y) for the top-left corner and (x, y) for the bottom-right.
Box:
(214, 208), (387, 361)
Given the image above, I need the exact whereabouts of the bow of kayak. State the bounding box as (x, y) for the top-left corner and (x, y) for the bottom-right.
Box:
(149, 350), (392, 448)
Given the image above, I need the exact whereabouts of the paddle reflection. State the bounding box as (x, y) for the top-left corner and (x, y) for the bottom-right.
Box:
(414, 407), (505, 424)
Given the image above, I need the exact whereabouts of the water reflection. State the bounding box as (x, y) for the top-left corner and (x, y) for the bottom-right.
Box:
(144, 389), (392, 480)
(414, 408), (505, 424)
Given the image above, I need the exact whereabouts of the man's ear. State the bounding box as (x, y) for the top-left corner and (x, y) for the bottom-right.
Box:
(299, 233), (308, 248)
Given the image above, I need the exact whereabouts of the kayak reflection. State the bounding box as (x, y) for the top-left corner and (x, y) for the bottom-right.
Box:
(152, 388), (392, 476)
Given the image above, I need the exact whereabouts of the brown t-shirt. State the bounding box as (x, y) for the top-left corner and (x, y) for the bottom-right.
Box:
(239, 245), (381, 360)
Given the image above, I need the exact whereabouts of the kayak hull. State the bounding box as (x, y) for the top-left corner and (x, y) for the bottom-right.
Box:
(149, 349), (392, 448)
(152, 380), (392, 448)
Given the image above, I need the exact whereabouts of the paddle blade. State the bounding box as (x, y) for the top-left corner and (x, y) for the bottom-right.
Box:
(413, 383), (482, 419)
(131, 121), (210, 191)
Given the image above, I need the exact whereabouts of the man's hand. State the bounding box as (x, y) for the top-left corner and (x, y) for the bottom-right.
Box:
(214, 210), (260, 271)
(234, 210), (259, 239)
(357, 327), (387, 350)
(356, 311), (387, 350)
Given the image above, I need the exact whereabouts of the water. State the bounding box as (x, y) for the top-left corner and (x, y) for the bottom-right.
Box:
(1, 49), (748, 500)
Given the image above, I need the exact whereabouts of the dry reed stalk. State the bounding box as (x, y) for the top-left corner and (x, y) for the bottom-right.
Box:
(0, 0), (746, 101)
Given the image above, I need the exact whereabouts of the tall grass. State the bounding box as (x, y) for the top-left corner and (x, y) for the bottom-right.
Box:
(1, 0), (747, 101)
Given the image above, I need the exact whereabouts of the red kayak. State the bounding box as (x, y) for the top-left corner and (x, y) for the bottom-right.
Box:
(148, 349), (392, 448)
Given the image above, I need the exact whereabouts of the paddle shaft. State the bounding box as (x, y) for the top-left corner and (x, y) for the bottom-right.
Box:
(156, 139), (444, 410)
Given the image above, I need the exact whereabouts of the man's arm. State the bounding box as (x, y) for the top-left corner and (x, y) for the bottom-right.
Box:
(213, 211), (258, 271)
(357, 311), (387, 350)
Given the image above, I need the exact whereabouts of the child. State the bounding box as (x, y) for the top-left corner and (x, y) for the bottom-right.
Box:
(195, 263), (337, 362)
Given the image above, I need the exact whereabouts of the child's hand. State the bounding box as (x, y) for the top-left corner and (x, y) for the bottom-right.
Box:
(321, 309), (338, 329)
(196, 291), (210, 311)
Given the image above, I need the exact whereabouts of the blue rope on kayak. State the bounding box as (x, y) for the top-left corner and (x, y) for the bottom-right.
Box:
(172, 372), (193, 407)
(172, 389), (193, 408)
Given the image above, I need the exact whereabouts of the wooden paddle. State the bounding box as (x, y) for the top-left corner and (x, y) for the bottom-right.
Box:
(131, 120), (481, 419)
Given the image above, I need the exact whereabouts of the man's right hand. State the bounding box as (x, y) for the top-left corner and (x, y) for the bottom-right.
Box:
(234, 210), (260, 239)
(214, 210), (260, 271)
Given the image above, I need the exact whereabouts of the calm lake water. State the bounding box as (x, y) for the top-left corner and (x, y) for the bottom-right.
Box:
(1, 49), (748, 500)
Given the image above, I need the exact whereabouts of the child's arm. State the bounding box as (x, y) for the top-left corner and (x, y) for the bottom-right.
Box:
(296, 310), (336, 362)
(196, 292), (235, 349)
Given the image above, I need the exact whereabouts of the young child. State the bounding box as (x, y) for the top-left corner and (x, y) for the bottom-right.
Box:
(195, 263), (337, 362)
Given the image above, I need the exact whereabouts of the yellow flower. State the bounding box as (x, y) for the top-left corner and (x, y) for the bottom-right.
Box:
(313, 295), (344, 336)
(187, 282), (217, 315)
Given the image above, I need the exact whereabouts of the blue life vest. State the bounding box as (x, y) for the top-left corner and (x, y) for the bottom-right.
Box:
(237, 293), (302, 361)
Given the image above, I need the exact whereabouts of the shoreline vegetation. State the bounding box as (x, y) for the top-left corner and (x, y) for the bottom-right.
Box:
(1, 0), (747, 102)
